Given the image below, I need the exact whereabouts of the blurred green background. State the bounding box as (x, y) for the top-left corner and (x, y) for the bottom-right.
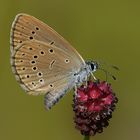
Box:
(0, 0), (140, 140)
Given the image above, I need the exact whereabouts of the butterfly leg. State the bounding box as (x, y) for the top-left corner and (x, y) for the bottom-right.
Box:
(73, 85), (78, 96)
(90, 72), (97, 80)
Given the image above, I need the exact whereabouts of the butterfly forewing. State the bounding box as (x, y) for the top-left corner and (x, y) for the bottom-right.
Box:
(10, 13), (86, 108)
(11, 40), (80, 95)
(10, 13), (85, 67)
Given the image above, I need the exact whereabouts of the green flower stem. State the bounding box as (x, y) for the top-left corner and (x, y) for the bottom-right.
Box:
(84, 135), (90, 140)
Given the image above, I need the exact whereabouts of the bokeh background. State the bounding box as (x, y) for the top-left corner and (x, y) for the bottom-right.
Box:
(0, 0), (140, 140)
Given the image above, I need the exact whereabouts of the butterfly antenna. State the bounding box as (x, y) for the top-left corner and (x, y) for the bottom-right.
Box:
(97, 60), (120, 71)
(110, 65), (120, 71)
(98, 67), (117, 81)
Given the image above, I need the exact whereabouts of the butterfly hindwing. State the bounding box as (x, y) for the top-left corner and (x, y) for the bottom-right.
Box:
(44, 77), (74, 109)
(11, 40), (78, 95)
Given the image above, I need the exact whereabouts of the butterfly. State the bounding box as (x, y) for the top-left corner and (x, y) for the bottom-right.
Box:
(10, 13), (98, 110)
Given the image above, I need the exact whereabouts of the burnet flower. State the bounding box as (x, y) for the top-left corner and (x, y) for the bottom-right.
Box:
(73, 80), (118, 136)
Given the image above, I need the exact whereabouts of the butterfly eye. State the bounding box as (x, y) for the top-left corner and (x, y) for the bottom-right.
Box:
(90, 62), (98, 71)
(90, 63), (95, 71)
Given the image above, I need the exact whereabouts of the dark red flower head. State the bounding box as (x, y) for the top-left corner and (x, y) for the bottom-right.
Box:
(73, 80), (118, 136)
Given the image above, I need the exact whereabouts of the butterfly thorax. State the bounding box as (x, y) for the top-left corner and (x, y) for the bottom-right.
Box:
(74, 61), (98, 86)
